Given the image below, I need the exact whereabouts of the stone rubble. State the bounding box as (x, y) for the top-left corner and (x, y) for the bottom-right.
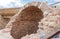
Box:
(0, 15), (9, 29)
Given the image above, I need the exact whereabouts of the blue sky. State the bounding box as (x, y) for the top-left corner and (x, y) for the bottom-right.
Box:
(0, 0), (60, 8)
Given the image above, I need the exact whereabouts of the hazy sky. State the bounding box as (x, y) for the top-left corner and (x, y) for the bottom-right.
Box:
(0, 0), (60, 8)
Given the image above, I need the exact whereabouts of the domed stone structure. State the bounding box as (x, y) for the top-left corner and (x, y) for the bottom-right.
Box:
(3, 2), (58, 39)
(10, 3), (43, 39)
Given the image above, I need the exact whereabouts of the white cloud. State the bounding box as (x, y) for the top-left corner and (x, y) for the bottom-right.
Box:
(0, 0), (15, 6)
(54, 0), (60, 2)
(0, 0), (25, 8)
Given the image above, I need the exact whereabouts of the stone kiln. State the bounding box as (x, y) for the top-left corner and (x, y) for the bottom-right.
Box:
(10, 6), (43, 39)
(2, 2), (60, 39)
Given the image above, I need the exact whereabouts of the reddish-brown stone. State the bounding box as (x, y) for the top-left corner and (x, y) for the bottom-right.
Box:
(10, 6), (43, 39)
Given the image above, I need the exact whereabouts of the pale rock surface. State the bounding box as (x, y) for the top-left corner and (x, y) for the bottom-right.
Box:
(0, 29), (13, 39)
